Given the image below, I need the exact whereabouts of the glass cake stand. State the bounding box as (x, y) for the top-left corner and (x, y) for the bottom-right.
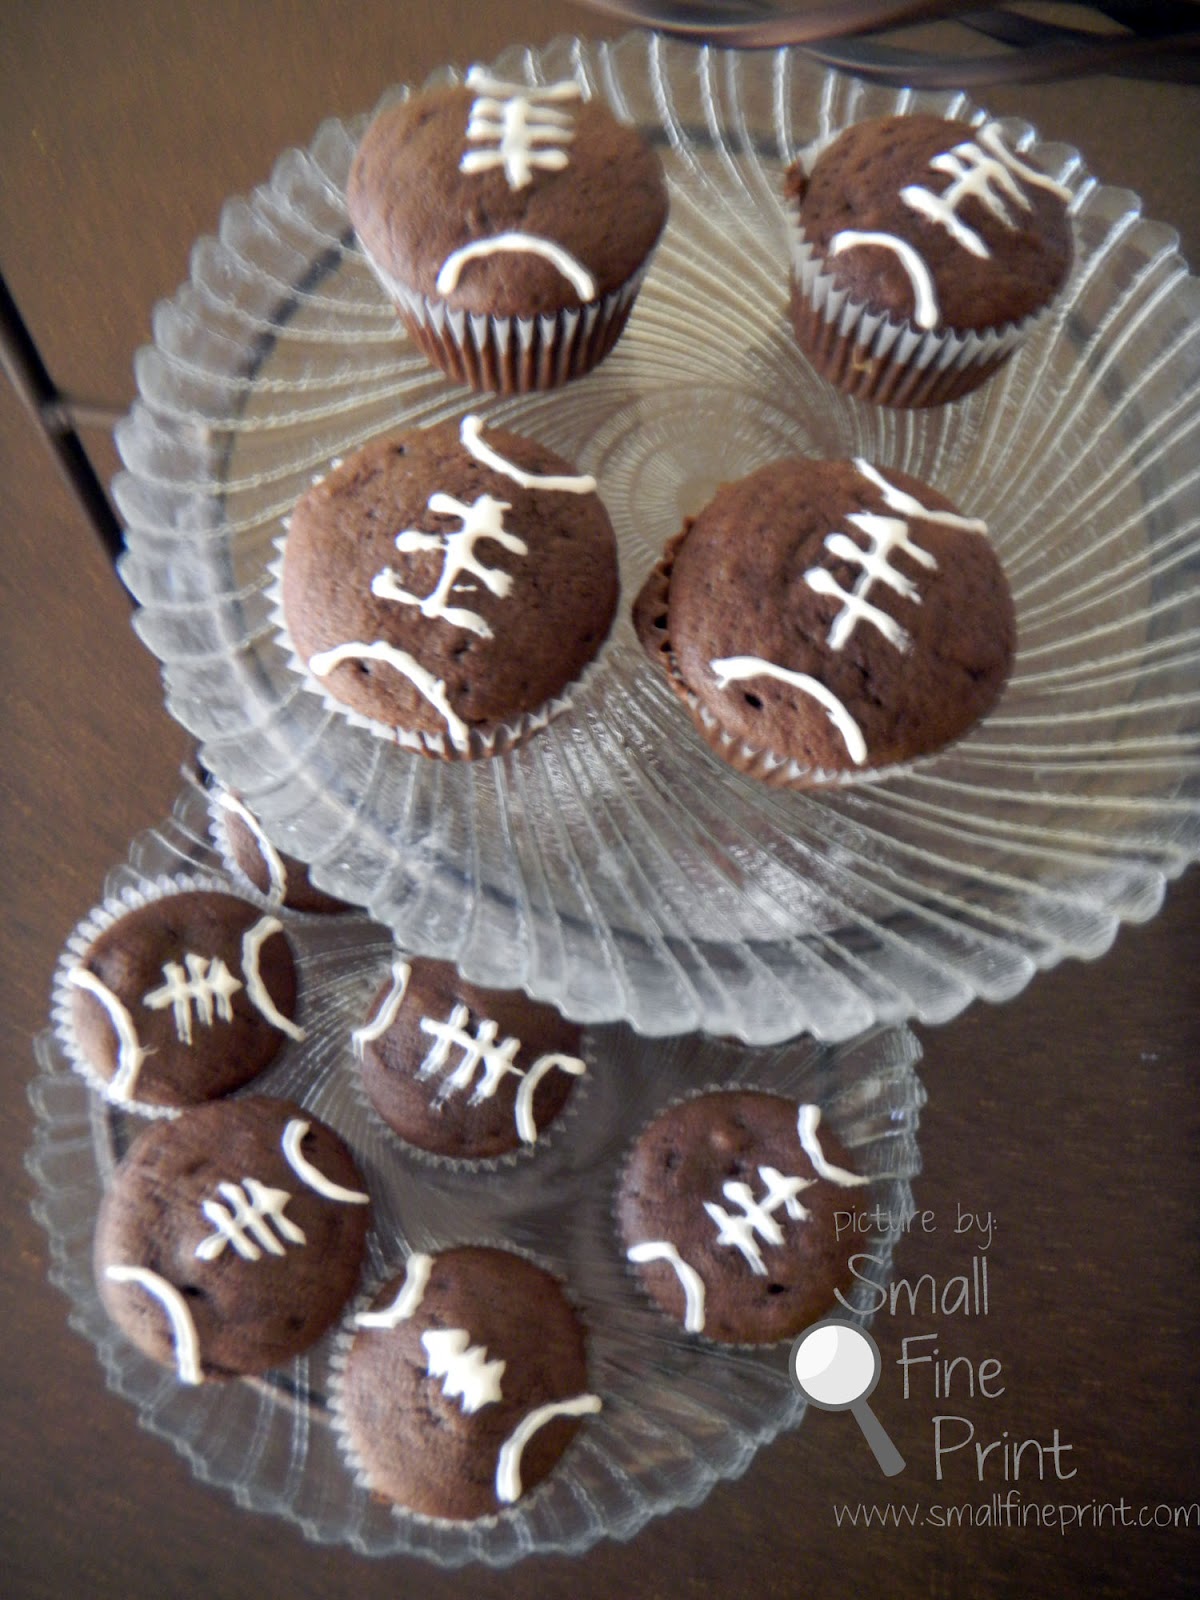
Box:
(29, 775), (924, 1563)
(116, 32), (1200, 1043)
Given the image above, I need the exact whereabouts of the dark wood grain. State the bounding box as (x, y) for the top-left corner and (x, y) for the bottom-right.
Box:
(1, 5), (1197, 1597)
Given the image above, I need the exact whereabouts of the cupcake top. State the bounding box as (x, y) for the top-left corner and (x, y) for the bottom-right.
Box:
(338, 1246), (601, 1518)
(635, 456), (1015, 782)
(353, 956), (586, 1160)
(348, 70), (668, 316)
(211, 785), (353, 915)
(94, 1097), (370, 1379)
(618, 1092), (868, 1345)
(67, 890), (303, 1109)
(787, 113), (1073, 334)
(281, 417), (619, 756)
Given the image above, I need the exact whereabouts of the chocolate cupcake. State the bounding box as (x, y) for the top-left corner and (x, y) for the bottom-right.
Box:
(335, 1247), (601, 1518)
(634, 456), (1015, 786)
(210, 785), (353, 915)
(64, 887), (304, 1110)
(347, 69), (668, 391)
(279, 416), (619, 759)
(786, 113), (1073, 407)
(617, 1092), (868, 1345)
(94, 1097), (370, 1380)
(353, 956), (586, 1161)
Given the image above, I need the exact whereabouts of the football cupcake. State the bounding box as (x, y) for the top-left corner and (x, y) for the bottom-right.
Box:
(280, 415), (619, 759)
(95, 1097), (370, 1380)
(618, 1091), (867, 1345)
(785, 113), (1073, 407)
(348, 68), (668, 391)
(352, 956), (587, 1162)
(334, 1247), (601, 1518)
(634, 456), (1015, 786)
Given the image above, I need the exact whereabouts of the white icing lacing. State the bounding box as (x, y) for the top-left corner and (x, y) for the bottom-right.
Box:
(106, 1266), (202, 1385)
(421, 1327), (506, 1413)
(627, 1241), (707, 1333)
(418, 1003), (523, 1104)
(459, 68), (580, 191)
(513, 1052), (586, 1144)
(216, 791), (288, 903)
(351, 958), (412, 1059)
(804, 461), (988, 655)
(495, 1394), (603, 1504)
(828, 123), (1070, 331)
(704, 1166), (816, 1275)
(460, 415), (596, 494)
(308, 640), (471, 753)
(356, 1253), (434, 1329)
(195, 1179), (305, 1261)
(67, 968), (148, 1102)
(372, 491), (526, 641)
(143, 953), (242, 1044)
(241, 915), (306, 1041)
(797, 1104), (871, 1187)
(710, 655), (868, 767)
(281, 1118), (369, 1204)
(435, 233), (596, 302)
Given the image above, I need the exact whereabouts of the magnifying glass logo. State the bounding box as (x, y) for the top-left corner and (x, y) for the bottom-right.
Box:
(790, 1319), (905, 1477)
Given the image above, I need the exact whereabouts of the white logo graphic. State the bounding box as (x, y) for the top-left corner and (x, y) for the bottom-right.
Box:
(372, 492), (527, 641)
(704, 1167), (816, 1275)
(459, 69), (580, 191)
(421, 1327), (506, 1412)
(143, 954), (242, 1044)
(194, 1179), (305, 1262)
(417, 1002), (524, 1104)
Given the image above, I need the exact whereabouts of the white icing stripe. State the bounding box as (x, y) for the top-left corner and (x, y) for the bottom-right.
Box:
(854, 460), (988, 534)
(281, 1119), (369, 1204)
(216, 791), (288, 903)
(628, 1241), (706, 1333)
(68, 968), (148, 1102)
(356, 1252), (434, 1329)
(308, 641), (471, 753)
(829, 230), (940, 330)
(710, 655), (867, 767)
(106, 1266), (202, 1384)
(435, 233), (596, 302)
(495, 1393), (602, 1504)
(241, 916), (306, 1041)
(797, 1105), (871, 1188)
(351, 959), (412, 1058)
(460, 415), (597, 495)
(513, 1052), (586, 1143)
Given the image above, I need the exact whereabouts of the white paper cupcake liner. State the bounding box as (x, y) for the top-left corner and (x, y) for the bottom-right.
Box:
(346, 950), (597, 1175)
(327, 1242), (598, 1527)
(613, 1080), (908, 1354)
(266, 530), (608, 761)
(52, 870), (306, 1120)
(360, 245), (649, 394)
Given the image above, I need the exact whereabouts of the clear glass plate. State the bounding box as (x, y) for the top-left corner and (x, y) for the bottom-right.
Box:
(115, 33), (1200, 1044)
(28, 776), (924, 1563)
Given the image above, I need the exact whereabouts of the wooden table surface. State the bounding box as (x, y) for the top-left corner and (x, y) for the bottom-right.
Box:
(2, 5), (1197, 1597)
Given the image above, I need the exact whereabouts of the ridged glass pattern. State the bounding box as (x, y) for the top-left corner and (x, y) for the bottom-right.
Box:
(115, 34), (1200, 1043)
